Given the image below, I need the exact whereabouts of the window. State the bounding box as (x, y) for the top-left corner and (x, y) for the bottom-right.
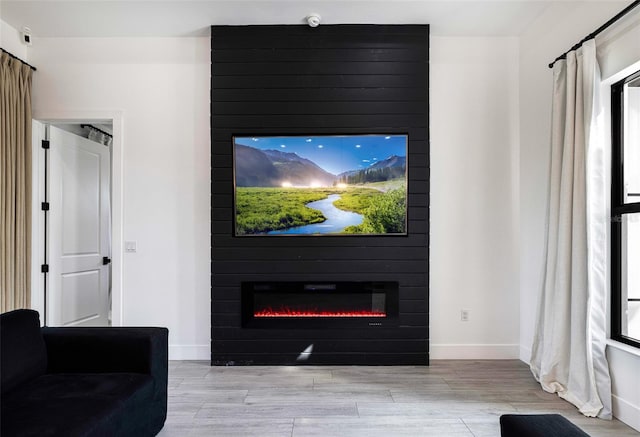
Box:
(612, 69), (640, 348)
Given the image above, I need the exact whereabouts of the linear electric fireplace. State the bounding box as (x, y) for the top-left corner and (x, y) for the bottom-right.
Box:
(211, 24), (429, 365)
(242, 281), (399, 328)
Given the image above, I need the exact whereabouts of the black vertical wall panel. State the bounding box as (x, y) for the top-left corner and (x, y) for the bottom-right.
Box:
(211, 25), (430, 365)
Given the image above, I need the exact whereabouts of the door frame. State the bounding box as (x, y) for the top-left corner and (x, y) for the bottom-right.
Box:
(31, 110), (124, 326)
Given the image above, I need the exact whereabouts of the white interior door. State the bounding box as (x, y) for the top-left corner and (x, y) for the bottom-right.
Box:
(48, 125), (111, 326)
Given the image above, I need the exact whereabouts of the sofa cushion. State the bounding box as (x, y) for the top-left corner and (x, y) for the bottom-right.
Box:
(1, 373), (154, 437)
(0, 309), (47, 394)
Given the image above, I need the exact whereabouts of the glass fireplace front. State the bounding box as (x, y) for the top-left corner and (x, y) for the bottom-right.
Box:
(241, 281), (399, 328)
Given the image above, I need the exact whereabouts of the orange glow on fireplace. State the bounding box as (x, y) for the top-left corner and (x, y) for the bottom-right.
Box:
(254, 308), (386, 318)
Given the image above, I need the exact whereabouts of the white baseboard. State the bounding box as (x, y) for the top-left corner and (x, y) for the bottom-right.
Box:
(520, 345), (532, 364)
(613, 394), (640, 432)
(430, 343), (519, 359)
(169, 344), (210, 361)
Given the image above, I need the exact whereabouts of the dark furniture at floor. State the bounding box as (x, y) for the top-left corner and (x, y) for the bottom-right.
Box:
(500, 414), (590, 437)
(0, 309), (168, 437)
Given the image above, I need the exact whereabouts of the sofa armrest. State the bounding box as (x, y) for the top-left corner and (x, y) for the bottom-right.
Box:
(42, 327), (168, 377)
(42, 326), (169, 434)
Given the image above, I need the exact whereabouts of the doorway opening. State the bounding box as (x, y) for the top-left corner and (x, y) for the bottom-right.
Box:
(31, 114), (123, 327)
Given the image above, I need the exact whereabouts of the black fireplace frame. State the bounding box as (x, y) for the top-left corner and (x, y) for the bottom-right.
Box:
(211, 24), (430, 365)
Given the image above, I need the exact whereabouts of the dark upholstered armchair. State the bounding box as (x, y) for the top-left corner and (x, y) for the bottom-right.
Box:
(0, 309), (168, 437)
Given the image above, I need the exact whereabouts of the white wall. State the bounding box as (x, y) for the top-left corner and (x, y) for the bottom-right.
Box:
(28, 37), (211, 359)
(1, 19), (28, 59)
(519, 3), (640, 431)
(430, 36), (520, 359)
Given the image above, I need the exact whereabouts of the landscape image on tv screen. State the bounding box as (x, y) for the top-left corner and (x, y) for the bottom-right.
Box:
(233, 134), (408, 236)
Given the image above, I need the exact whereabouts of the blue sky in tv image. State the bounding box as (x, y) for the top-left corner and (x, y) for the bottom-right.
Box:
(234, 135), (407, 175)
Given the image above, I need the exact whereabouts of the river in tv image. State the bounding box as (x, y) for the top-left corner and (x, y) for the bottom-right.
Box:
(267, 194), (363, 235)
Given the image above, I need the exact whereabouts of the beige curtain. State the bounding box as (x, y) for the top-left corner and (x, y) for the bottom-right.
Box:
(1, 51), (33, 312)
(530, 40), (611, 419)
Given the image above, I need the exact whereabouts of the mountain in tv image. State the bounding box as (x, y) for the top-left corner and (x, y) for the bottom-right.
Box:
(235, 144), (337, 187)
(235, 143), (406, 187)
(336, 155), (406, 185)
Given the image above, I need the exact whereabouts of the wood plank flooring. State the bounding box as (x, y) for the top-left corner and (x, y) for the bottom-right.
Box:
(157, 360), (639, 436)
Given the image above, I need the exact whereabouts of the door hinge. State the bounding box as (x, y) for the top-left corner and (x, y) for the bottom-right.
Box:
(41, 202), (50, 211)
(41, 140), (50, 149)
(41, 264), (49, 273)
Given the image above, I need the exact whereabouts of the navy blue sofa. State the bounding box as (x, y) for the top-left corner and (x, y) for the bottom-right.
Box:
(0, 309), (168, 437)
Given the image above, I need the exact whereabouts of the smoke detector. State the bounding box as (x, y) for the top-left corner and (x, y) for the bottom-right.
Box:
(306, 14), (321, 28)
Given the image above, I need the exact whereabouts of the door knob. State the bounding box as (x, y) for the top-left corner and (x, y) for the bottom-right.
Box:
(102, 257), (111, 265)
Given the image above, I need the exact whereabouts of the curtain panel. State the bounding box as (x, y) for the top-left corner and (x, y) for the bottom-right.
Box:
(0, 52), (33, 312)
(530, 39), (612, 419)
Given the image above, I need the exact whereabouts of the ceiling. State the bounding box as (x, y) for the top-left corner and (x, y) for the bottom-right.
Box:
(0, 0), (633, 38)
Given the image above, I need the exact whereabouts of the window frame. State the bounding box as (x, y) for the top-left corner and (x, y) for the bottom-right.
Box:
(611, 69), (640, 349)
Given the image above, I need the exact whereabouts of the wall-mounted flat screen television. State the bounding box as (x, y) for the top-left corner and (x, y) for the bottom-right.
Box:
(233, 134), (408, 236)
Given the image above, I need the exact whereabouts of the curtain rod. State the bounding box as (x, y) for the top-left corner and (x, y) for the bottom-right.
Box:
(81, 124), (113, 138)
(548, 0), (640, 68)
(1, 47), (37, 71)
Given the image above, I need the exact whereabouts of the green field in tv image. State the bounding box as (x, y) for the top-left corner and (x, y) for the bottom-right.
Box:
(234, 135), (408, 236)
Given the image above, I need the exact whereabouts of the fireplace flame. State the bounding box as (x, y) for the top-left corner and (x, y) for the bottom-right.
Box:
(254, 308), (386, 318)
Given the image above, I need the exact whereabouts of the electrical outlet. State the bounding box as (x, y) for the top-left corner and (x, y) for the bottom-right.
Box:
(461, 309), (470, 322)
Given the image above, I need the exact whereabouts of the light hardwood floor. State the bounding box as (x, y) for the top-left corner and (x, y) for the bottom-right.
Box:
(158, 360), (639, 436)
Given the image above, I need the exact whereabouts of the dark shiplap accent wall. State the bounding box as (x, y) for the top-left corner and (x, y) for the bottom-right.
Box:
(211, 25), (429, 365)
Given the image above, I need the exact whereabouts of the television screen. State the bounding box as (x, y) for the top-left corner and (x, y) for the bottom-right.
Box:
(233, 134), (408, 236)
